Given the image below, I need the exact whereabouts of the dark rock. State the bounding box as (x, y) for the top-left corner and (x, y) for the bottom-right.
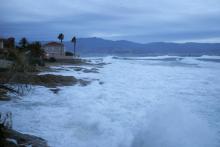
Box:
(0, 73), (78, 88)
(50, 88), (60, 94)
(0, 92), (10, 101)
(72, 66), (99, 73)
(0, 128), (48, 147)
(0, 112), (12, 129)
(0, 112), (48, 147)
(78, 79), (91, 86)
(83, 68), (99, 73)
(19, 74), (77, 88)
(94, 62), (109, 68)
(72, 67), (83, 71)
(0, 138), (18, 147)
(99, 81), (104, 85)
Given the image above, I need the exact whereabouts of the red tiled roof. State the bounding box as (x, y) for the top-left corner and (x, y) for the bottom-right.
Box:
(0, 37), (15, 41)
(43, 42), (63, 47)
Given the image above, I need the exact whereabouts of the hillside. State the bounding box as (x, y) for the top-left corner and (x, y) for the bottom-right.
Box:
(47, 37), (220, 56)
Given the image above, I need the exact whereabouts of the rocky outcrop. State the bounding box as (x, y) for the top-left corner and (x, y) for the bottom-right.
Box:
(0, 72), (92, 87)
(0, 73), (91, 101)
(0, 88), (10, 101)
(0, 112), (48, 147)
(0, 73), (78, 88)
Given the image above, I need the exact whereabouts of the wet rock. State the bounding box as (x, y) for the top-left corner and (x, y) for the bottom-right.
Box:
(0, 138), (18, 147)
(0, 112), (12, 129)
(0, 128), (48, 147)
(72, 67), (99, 73)
(0, 112), (48, 147)
(50, 88), (60, 94)
(6, 138), (18, 145)
(83, 68), (99, 73)
(72, 67), (83, 71)
(78, 79), (91, 86)
(20, 74), (77, 88)
(0, 73), (78, 88)
(99, 81), (104, 85)
(0, 88), (10, 101)
(93, 62), (110, 68)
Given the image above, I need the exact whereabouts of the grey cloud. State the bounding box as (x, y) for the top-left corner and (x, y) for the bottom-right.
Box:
(0, 0), (220, 43)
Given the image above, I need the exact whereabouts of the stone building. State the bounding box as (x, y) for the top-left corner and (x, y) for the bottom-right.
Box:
(42, 42), (65, 59)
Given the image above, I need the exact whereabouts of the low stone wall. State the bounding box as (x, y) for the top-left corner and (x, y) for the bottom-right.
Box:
(48, 55), (73, 60)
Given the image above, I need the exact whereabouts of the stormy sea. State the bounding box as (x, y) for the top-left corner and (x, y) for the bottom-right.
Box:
(1, 55), (220, 147)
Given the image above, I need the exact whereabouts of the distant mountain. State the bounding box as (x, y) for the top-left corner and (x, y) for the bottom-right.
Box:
(51, 37), (220, 56)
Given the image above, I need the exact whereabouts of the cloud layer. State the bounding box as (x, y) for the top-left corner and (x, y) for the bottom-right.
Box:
(1, 0), (220, 42)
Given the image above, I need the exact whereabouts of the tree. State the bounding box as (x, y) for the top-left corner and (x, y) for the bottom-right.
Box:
(28, 42), (44, 57)
(71, 36), (76, 56)
(19, 37), (29, 49)
(65, 51), (73, 56)
(27, 42), (45, 66)
(57, 33), (64, 43)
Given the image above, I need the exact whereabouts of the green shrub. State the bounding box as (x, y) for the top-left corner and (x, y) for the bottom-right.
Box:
(65, 51), (74, 56)
(49, 57), (56, 62)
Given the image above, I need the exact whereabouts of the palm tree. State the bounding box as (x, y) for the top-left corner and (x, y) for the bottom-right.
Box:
(57, 33), (64, 43)
(71, 36), (76, 56)
(58, 33), (64, 56)
(19, 37), (28, 49)
(29, 42), (43, 57)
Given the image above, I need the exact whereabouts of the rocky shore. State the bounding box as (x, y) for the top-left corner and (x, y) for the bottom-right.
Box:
(1, 73), (77, 87)
(0, 112), (48, 147)
(0, 59), (105, 146)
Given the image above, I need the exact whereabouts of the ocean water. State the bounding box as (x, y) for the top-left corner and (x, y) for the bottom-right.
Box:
(0, 56), (220, 147)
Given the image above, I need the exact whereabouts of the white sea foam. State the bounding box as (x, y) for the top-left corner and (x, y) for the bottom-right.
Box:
(0, 56), (220, 147)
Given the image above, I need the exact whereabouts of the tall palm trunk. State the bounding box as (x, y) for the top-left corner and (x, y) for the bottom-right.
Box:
(58, 33), (64, 56)
(61, 39), (63, 55)
(74, 41), (76, 56)
(71, 37), (77, 57)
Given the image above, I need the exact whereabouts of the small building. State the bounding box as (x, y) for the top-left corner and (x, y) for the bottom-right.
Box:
(0, 39), (4, 49)
(42, 42), (65, 59)
(0, 37), (15, 58)
(0, 37), (15, 49)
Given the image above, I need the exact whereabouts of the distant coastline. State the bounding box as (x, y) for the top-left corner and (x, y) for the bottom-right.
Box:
(39, 38), (220, 56)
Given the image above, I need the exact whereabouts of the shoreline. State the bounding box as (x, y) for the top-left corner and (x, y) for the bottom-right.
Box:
(0, 112), (48, 147)
(0, 59), (89, 146)
(0, 58), (105, 146)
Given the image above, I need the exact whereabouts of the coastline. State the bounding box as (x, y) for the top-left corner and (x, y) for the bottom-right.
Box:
(0, 112), (48, 147)
(0, 58), (105, 146)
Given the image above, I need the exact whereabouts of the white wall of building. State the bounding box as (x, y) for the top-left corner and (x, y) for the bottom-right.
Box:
(44, 46), (65, 57)
(0, 41), (4, 49)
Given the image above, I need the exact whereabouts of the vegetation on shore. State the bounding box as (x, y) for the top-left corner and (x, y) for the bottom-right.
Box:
(0, 35), (84, 100)
(0, 35), (87, 146)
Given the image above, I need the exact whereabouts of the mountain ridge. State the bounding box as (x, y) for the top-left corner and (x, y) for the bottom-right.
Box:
(42, 37), (220, 56)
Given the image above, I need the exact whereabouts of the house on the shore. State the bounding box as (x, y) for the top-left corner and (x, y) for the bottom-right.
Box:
(0, 37), (15, 69)
(0, 39), (4, 49)
(0, 37), (15, 57)
(43, 42), (73, 60)
(42, 42), (77, 60)
(0, 37), (15, 49)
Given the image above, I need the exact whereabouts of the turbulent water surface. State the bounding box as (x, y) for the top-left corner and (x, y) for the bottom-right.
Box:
(1, 56), (220, 147)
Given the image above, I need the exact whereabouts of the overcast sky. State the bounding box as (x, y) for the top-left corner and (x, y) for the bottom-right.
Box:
(1, 0), (220, 43)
